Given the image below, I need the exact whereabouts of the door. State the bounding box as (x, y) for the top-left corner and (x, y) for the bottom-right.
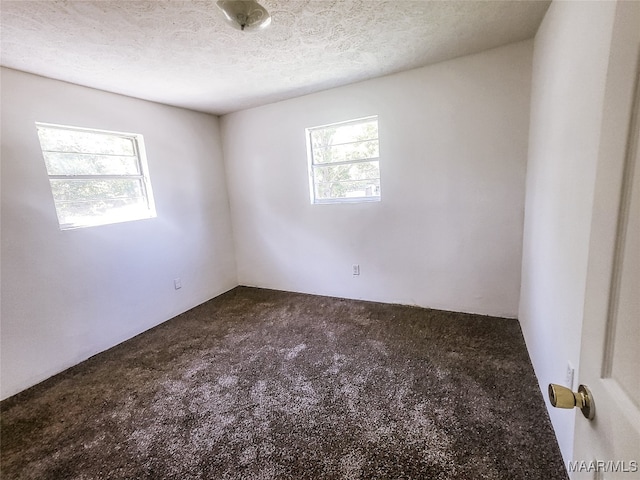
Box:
(572, 1), (640, 479)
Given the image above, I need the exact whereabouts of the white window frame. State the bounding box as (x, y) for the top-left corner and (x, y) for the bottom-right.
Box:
(35, 122), (156, 230)
(306, 115), (381, 205)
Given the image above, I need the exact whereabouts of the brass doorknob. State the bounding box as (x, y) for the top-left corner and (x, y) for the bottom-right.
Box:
(548, 383), (595, 420)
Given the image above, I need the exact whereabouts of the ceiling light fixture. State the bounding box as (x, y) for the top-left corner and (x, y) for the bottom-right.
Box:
(216, 0), (271, 32)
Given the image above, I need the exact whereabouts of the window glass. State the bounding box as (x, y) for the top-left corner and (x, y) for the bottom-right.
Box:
(36, 123), (156, 229)
(307, 116), (380, 203)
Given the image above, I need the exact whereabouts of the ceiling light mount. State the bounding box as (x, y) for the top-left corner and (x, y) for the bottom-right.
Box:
(217, 0), (271, 32)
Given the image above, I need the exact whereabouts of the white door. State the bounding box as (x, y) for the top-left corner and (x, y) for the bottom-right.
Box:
(572, 1), (640, 479)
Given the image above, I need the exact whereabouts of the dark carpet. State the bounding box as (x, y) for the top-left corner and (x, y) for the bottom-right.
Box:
(1, 286), (568, 479)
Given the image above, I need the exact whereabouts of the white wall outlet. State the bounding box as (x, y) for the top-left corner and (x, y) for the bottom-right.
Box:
(565, 361), (574, 389)
(174, 278), (182, 290)
(352, 264), (360, 276)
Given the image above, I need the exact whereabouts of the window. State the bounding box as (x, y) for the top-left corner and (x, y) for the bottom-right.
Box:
(36, 123), (156, 230)
(306, 116), (380, 204)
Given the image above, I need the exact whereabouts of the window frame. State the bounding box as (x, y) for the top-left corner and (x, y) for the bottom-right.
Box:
(306, 115), (381, 205)
(35, 122), (157, 230)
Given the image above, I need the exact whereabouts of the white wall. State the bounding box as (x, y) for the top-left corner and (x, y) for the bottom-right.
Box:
(519, 1), (617, 464)
(222, 41), (532, 318)
(0, 68), (237, 400)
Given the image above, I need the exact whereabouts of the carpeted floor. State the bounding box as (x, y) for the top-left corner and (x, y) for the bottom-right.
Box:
(1, 286), (568, 479)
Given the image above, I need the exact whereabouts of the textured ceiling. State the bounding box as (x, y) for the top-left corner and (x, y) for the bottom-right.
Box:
(0, 0), (550, 115)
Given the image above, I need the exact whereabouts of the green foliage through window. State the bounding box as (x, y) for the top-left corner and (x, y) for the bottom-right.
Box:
(36, 123), (156, 229)
(307, 116), (380, 203)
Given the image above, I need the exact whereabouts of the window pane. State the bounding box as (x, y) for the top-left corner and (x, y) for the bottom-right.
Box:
(49, 178), (150, 227)
(37, 126), (135, 155)
(314, 160), (380, 183)
(310, 118), (377, 150)
(313, 161), (380, 200)
(43, 152), (140, 176)
(315, 178), (381, 201)
(50, 178), (144, 202)
(313, 139), (379, 164)
(54, 197), (150, 227)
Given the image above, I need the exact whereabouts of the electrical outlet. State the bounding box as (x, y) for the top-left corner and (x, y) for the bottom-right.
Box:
(352, 264), (360, 276)
(565, 362), (574, 389)
(174, 278), (182, 290)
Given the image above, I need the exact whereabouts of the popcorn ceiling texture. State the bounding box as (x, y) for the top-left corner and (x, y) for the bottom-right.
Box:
(0, 0), (550, 114)
(1, 287), (567, 479)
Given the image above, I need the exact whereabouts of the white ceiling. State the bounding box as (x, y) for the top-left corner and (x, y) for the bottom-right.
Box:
(0, 0), (550, 115)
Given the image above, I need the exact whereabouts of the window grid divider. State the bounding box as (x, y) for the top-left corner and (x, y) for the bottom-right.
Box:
(310, 138), (379, 150)
(312, 157), (379, 168)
